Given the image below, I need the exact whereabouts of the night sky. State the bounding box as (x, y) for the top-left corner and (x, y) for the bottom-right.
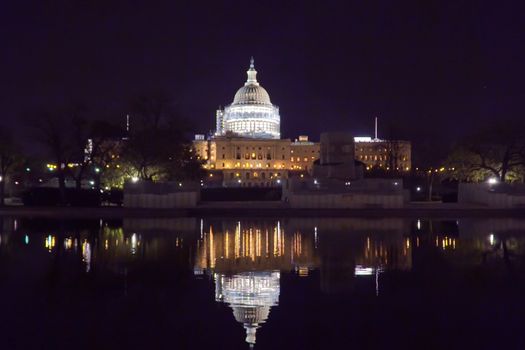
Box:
(2, 0), (524, 164)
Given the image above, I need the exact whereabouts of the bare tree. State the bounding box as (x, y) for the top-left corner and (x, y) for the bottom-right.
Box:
(123, 92), (192, 181)
(28, 109), (75, 204)
(0, 129), (23, 206)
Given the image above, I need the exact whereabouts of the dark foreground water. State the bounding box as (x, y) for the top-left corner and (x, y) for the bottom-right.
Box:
(1, 216), (525, 350)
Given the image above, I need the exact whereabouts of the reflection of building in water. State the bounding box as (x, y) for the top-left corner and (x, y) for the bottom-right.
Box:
(195, 221), (318, 275)
(195, 221), (311, 348)
(319, 229), (413, 294)
(215, 271), (280, 348)
(359, 235), (412, 271)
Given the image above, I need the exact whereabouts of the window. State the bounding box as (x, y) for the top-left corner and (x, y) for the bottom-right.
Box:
(236, 153), (241, 160)
(245, 153), (250, 160)
(246, 173), (250, 179)
(281, 155), (285, 160)
(251, 153), (256, 159)
(266, 153), (271, 160)
(262, 172), (266, 179)
(258, 154), (262, 159)
(222, 154), (225, 159)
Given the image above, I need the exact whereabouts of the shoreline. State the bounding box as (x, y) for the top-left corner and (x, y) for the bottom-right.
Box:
(0, 203), (524, 219)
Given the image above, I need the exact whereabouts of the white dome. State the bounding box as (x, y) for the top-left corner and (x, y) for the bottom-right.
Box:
(216, 58), (281, 139)
(233, 84), (272, 105)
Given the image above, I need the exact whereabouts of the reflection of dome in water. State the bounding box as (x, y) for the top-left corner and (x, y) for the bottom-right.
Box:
(215, 271), (280, 348)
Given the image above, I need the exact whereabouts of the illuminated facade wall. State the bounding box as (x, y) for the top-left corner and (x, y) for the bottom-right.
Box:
(354, 138), (411, 171)
(193, 136), (320, 187)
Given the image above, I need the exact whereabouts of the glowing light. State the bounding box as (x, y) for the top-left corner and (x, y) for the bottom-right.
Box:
(355, 266), (374, 276)
(487, 178), (498, 185)
(131, 233), (138, 254)
(64, 238), (73, 250)
(416, 186), (421, 192)
(45, 235), (56, 252)
(354, 136), (373, 142)
(131, 176), (139, 183)
(489, 234), (495, 245)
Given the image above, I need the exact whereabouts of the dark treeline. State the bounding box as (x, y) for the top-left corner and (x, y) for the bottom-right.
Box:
(0, 92), (204, 206)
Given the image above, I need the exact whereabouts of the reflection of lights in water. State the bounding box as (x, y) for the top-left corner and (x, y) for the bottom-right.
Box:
(64, 238), (73, 250)
(355, 266), (384, 296)
(489, 234), (495, 246)
(45, 235), (56, 252)
(417, 219), (421, 230)
(82, 240), (91, 272)
(215, 271), (280, 348)
(314, 226), (318, 248)
(435, 236), (457, 250)
(131, 233), (137, 254)
(354, 266), (374, 276)
(297, 266), (309, 277)
(24, 235), (29, 245)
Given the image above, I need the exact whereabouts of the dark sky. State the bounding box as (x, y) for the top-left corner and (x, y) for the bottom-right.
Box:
(2, 0), (524, 164)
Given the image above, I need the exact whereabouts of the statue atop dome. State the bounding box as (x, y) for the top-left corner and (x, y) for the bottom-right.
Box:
(246, 57), (259, 85)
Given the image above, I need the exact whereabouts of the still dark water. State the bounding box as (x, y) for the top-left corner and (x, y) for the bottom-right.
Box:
(1, 216), (525, 350)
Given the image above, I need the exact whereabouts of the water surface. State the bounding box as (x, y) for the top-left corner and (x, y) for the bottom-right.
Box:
(0, 216), (524, 349)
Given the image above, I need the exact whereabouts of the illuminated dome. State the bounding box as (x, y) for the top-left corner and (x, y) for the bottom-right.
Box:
(232, 83), (272, 106)
(215, 58), (281, 139)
